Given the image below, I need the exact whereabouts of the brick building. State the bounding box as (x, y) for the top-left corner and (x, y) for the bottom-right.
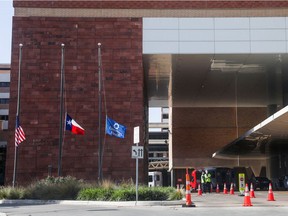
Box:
(6, 0), (288, 186)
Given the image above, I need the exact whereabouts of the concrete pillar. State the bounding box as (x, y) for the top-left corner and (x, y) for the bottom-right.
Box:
(282, 62), (288, 106)
(266, 67), (278, 116)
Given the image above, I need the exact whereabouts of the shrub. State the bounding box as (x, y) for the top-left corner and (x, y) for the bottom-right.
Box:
(110, 188), (135, 201)
(0, 176), (181, 201)
(77, 188), (114, 201)
(0, 186), (25, 199)
(77, 185), (180, 201)
(138, 186), (169, 201)
(168, 189), (183, 200)
(23, 176), (84, 200)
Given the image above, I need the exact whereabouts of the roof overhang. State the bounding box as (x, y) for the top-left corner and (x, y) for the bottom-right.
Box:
(212, 105), (288, 159)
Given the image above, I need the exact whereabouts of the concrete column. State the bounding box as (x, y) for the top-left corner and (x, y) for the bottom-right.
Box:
(281, 63), (288, 106)
(266, 67), (278, 116)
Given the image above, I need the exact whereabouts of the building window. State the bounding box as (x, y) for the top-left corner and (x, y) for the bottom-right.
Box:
(0, 116), (8, 121)
(0, 99), (9, 104)
(0, 82), (10, 87)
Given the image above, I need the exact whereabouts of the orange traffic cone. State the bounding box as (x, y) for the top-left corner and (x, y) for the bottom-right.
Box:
(229, 183), (235, 195)
(243, 184), (253, 206)
(197, 184), (202, 196)
(182, 169), (196, 207)
(250, 183), (256, 198)
(223, 183), (228, 194)
(216, 183), (220, 193)
(210, 184), (213, 193)
(267, 183), (275, 201)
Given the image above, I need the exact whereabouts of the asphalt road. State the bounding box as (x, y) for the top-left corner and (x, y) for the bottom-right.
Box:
(0, 191), (287, 216)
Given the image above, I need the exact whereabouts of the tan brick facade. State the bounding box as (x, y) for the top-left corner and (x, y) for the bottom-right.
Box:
(13, 0), (288, 18)
(172, 107), (267, 168)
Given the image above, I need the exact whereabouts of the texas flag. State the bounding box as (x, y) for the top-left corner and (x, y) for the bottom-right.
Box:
(65, 113), (85, 135)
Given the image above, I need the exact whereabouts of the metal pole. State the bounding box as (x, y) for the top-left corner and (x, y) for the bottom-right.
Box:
(12, 43), (23, 187)
(135, 143), (139, 205)
(98, 43), (103, 182)
(58, 43), (65, 176)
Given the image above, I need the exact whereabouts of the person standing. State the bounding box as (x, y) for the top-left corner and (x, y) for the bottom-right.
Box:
(205, 170), (211, 193)
(201, 171), (206, 193)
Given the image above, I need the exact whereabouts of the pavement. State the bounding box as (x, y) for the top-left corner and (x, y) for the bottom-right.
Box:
(0, 190), (287, 215)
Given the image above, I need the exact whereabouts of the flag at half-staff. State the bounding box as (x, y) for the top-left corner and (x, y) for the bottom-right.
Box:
(105, 116), (126, 139)
(65, 113), (85, 135)
(15, 115), (26, 146)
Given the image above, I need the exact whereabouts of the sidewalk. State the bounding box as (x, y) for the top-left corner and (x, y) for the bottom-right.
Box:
(189, 190), (288, 207)
(0, 191), (287, 208)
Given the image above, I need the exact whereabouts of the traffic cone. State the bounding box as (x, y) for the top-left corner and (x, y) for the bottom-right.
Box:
(229, 183), (235, 195)
(250, 183), (256, 198)
(223, 183), (228, 194)
(216, 183), (220, 193)
(197, 184), (202, 196)
(243, 184), (253, 206)
(182, 170), (196, 207)
(267, 183), (275, 201)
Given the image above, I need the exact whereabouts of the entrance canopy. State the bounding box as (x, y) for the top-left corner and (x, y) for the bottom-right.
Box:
(212, 105), (288, 159)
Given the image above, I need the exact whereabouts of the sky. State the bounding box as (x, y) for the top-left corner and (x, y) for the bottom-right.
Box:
(0, 0), (162, 121)
(0, 0), (13, 64)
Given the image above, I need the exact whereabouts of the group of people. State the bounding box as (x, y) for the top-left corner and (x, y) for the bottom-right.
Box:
(201, 170), (211, 193)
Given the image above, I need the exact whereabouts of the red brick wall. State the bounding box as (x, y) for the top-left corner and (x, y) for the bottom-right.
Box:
(13, 0), (288, 9)
(6, 17), (146, 185)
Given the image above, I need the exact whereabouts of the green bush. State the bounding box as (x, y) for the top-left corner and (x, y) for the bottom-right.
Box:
(23, 176), (84, 200)
(0, 176), (181, 201)
(110, 188), (135, 201)
(168, 189), (183, 200)
(77, 188), (114, 201)
(77, 186), (181, 201)
(0, 186), (25, 199)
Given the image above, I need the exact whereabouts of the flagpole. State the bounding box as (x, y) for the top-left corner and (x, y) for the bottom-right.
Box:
(58, 43), (65, 176)
(98, 43), (103, 182)
(12, 43), (23, 188)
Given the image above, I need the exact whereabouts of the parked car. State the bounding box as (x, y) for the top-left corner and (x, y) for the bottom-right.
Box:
(278, 175), (288, 190)
(254, 177), (271, 190)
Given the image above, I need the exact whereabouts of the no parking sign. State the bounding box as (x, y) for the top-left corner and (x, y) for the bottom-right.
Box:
(238, 173), (245, 195)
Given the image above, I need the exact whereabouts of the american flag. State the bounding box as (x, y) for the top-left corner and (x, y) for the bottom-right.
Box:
(15, 115), (26, 147)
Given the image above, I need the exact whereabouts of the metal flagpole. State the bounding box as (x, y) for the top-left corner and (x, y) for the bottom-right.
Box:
(12, 43), (23, 188)
(58, 43), (65, 176)
(97, 43), (103, 182)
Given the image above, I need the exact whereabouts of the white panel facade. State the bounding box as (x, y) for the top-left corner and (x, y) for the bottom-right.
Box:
(179, 18), (214, 29)
(179, 42), (214, 54)
(143, 30), (178, 41)
(214, 18), (249, 29)
(179, 30), (214, 41)
(215, 41), (250, 53)
(215, 30), (250, 41)
(143, 17), (288, 54)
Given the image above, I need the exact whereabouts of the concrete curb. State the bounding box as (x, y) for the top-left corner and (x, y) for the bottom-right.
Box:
(0, 199), (184, 207)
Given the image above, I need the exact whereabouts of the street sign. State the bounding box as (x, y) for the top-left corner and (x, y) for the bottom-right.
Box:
(239, 173), (245, 195)
(134, 126), (140, 144)
(131, 146), (144, 159)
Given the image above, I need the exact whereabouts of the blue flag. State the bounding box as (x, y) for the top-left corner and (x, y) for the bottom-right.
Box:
(105, 116), (126, 139)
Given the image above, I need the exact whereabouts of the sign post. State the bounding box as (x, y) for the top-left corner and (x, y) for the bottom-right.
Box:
(133, 126), (140, 205)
